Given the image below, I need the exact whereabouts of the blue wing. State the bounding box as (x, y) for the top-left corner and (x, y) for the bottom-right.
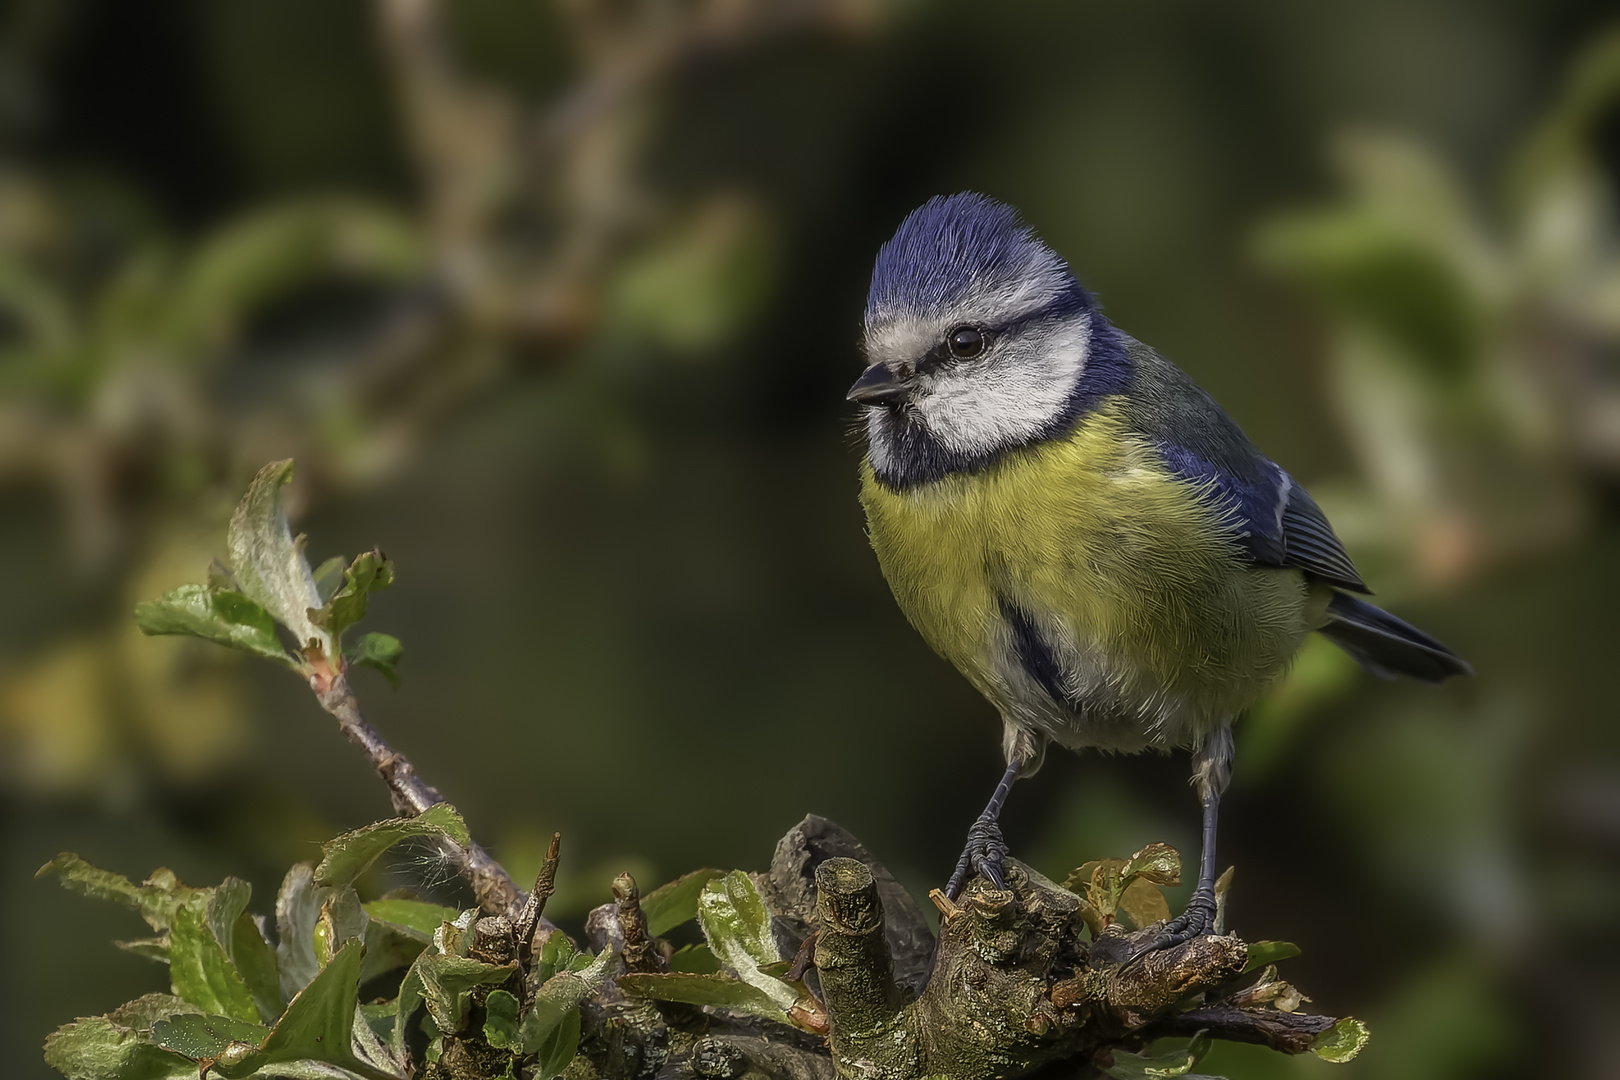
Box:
(1153, 440), (1368, 593)
(1112, 334), (1368, 592)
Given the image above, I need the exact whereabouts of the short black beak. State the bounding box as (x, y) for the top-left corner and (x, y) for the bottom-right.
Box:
(847, 362), (914, 406)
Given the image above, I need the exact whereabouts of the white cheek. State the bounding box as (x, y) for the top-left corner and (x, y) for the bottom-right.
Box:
(865, 408), (899, 476)
(914, 319), (1091, 456)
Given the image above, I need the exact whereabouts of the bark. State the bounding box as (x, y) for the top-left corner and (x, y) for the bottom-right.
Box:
(501, 816), (1356, 1080)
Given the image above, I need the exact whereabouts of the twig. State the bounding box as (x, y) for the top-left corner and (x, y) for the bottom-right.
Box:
(1147, 1006), (1339, 1054)
(515, 832), (562, 964)
(613, 872), (662, 975)
(313, 672), (521, 915)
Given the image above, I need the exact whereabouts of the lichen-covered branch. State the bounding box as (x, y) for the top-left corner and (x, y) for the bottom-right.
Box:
(575, 816), (1359, 1080)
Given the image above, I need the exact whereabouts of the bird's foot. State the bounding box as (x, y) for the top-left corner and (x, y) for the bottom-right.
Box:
(945, 813), (1010, 900)
(1123, 886), (1217, 966)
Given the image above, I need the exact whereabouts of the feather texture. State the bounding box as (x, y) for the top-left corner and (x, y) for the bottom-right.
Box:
(1120, 338), (1368, 592)
(1319, 593), (1472, 682)
(859, 399), (1321, 758)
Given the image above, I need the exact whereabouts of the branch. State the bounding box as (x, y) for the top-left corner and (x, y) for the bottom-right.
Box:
(1147, 1006), (1339, 1053)
(312, 671), (521, 915)
(768, 818), (1355, 1080)
(812, 859), (905, 1043)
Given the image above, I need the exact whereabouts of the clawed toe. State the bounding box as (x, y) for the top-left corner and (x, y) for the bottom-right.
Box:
(1122, 889), (1217, 966)
(945, 814), (1011, 899)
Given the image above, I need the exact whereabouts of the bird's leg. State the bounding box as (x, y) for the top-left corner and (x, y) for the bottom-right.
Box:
(945, 761), (1020, 899)
(1163, 787), (1220, 937)
(1127, 727), (1231, 961)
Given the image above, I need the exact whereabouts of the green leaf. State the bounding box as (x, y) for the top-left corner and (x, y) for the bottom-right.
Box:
(345, 633), (404, 690)
(617, 972), (788, 1022)
(531, 1007), (581, 1080)
(313, 804), (468, 889)
(1061, 848), (1183, 932)
(1310, 1017), (1371, 1063)
(360, 919), (428, 984)
(361, 899), (460, 943)
(640, 869), (723, 937)
(36, 854), (199, 932)
(1242, 941), (1303, 973)
(482, 990), (522, 1051)
(1123, 843), (1182, 888)
(308, 550), (393, 638)
(668, 944), (721, 975)
(43, 996), (203, 1079)
(207, 878), (284, 1023)
(1103, 1031), (1216, 1079)
(314, 888), (370, 968)
(230, 1063), (380, 1080)
(413, 954), (517, 1034)
(225, 459), (329, 656)
(214, 942), (370, 1078)
(312, 557), (348, 603)
(204, 879), (252, 962)
(696, 871), (796, 1014)
(43, 1015), (198, 1080)
(169, 904), (260, 1022)
(532, 931), (583, 985)
(434, 910), (478, 958)
(350, 999), (405, 1079)
(519, 947), (615, 1056)
(276, 864), (324, 1000)
(359, 1002), (398, 1045)
(229, 910), (283, 1022)
(134, 584), (300, 669)
(150, 1014), (270, 1061)
(388, 910), (486, 1061)
(391, 958), (426, 1065)
(1117, 877), (1171, 930)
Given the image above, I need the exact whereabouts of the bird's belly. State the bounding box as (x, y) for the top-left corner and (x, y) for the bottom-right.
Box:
(859, 426), (1312, 752)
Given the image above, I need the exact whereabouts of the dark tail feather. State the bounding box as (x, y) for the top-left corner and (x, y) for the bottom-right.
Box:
(1319, 593), (1473, 683)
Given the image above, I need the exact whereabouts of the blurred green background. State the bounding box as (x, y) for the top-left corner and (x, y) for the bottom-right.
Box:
(3, 1), (1619, 1077)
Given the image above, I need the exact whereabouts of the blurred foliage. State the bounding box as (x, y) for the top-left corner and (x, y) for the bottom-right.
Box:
(4, 1), (1620, 1079)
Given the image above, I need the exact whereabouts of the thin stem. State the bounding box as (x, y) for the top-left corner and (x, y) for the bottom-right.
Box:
(313, 672), (521, 915)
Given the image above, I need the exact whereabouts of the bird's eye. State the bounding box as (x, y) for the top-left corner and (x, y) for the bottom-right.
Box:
(947, 325), (986, 359)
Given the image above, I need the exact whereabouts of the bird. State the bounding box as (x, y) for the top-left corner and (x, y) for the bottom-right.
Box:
(849, 193), (1470, 951)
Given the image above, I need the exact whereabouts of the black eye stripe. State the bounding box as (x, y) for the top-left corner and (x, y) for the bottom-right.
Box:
(911, 309), (1050, 373)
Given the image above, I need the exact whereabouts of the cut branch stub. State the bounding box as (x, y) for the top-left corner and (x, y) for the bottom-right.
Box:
(813, 858), (906, 1049)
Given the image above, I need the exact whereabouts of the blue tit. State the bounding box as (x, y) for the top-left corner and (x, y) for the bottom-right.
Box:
(849, 193), (1470, 948)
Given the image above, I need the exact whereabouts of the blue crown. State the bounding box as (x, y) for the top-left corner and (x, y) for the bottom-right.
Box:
(865, 193), (1083, 323)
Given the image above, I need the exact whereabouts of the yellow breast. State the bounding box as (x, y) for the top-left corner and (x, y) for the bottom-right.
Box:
(858, 403), (1315, 735)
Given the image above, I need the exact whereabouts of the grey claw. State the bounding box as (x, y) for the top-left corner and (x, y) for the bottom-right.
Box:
(947, 813), (1010, 899)
(982, 859), (1006, 890)
(1121, 888), (1217, 967)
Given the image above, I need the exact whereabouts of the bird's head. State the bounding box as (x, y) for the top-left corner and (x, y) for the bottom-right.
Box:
(853, 194), (1119, 486)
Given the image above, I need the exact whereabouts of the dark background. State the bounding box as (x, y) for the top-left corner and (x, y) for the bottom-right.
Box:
(2, 1), (1618, 1077)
